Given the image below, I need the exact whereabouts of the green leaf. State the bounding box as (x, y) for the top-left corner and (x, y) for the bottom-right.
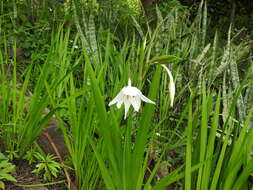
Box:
(185, 93), (194, 190)
(132, 66), (162, 190)
(148, 55), (184, 65)
(0, 181), (5, 189)
(0, 153), (7, 160)
(89, 138), (115, 190)
(0, 173), (16, 182)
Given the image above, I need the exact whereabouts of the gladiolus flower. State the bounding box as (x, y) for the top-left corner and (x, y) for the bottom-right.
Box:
(161, 64), (175, 107)
(109, 78), (155, 119)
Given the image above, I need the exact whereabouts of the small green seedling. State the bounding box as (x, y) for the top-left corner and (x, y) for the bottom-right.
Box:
(24, 148), (37, 165)
(0, 152), (16, 189)
(32, 152), (62, 181)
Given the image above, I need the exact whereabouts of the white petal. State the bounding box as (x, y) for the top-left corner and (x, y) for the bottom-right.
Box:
(139, 93), (155, 104)
(124, 100), (131, 119)
(109, 91), (123, 106)
(116, 97), (124, 108)
(122, 86), (139, 96)
(128, 78), (132, 86)
(169, 79), (175, 107)
(130, 96), (141, 112)
(161, 64), (175, 107)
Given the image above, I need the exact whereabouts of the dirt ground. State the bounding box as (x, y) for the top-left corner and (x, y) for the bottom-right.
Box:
(5, 159), (68, 190)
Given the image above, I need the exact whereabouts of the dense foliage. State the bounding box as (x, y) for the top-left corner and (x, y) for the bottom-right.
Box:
(0, 0), (253, 189)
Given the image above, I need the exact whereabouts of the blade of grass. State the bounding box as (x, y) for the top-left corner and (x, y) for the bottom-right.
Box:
(185, 93), (194, 190)
(132, 66), (162, 190)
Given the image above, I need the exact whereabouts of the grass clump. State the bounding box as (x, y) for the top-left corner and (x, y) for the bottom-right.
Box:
(0, 0), (253, 189)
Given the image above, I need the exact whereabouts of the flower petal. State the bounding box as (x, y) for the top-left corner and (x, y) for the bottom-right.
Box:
(169, 79), (175, 107)
(116, 97), (124, 108)
(139, 93), (155, 104)
(124, 100), (131, 119)
(128, 78), (132, 86)
(161, 64), (175, 107)
(109, 91), (123, 106)
(122, 86), (139, 96)
(130, 96), (141, 112)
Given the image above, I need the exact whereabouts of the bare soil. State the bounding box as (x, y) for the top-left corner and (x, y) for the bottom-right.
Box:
(5, 159), (67, 190)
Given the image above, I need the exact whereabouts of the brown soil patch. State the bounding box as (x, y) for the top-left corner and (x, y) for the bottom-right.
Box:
(5, 159), (67, 190)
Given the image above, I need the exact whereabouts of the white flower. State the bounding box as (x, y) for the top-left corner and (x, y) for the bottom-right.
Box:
(161, 64), (175, 107)
(109, 79), (155, 119)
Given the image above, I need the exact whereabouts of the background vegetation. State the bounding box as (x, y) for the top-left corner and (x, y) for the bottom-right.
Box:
(0, 0), (253, 189)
